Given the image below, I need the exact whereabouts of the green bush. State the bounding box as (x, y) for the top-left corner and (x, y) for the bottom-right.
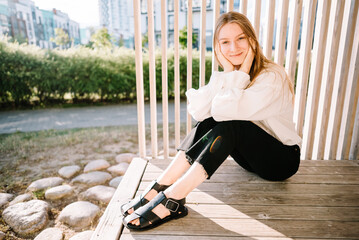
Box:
(0, 38), (212, 108)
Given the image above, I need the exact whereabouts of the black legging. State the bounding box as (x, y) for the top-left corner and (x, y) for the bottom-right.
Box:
(178, 117), (300, 181)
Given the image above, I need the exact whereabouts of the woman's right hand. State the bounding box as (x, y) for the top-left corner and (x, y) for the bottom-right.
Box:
(215, 43), (234, 72)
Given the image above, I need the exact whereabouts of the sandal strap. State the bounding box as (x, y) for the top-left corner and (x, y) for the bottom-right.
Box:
(140, 180), (170, 198)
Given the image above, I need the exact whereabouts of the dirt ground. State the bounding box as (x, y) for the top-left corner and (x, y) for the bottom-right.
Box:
(0, 124), (185, 239)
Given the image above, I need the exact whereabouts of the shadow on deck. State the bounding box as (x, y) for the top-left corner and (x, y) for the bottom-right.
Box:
(92, 158), (359, 240)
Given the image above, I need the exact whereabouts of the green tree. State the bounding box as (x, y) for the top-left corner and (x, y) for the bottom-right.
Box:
(91, 28), (112, 49)
(179, 26), (198, 48)
(50, 28), (70, 49)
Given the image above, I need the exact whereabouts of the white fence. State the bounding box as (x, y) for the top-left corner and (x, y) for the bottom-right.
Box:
(133, 0), (359, 160)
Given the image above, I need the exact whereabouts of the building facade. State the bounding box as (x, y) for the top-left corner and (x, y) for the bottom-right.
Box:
(99, 0), (134, 48)
(0, 0), (81, 49)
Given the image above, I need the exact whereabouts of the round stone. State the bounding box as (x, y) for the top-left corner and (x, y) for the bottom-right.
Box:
(107, 162), (129, 176)
(45, 185), (73, 200)
(84, 159), (110, 173)
(57, 201), (100, 230)
(9, 193), (32, 206)
(34, 227), (63, 240)
(109, 176), (123, 188)
(71, 171), (112, 186)
(115, 153), (136, 163)
(82, 185), (115, 204)
(0, 231), (5, 240)
(58, 165), (81, 179)
(27, 177), (64, 192)
(0, 193), (14, 207)
(69, 230), (94, 240)
(2, 200), (49, 237)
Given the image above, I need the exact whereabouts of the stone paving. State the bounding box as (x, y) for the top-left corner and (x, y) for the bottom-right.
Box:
(0, 153), (137, 240)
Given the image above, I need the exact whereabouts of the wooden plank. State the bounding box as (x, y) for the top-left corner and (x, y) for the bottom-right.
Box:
(147, 0), (158, 158)
(148, 158), (359, 166)
(145, 163), (359, 175)
(139, 181), (359, 195)
(301, 0), (331, 160)
(285, 0), (303, 83)
(227, 0), (234, 12)
(337, 12), (359, 160)
(174, 0), (181, 148)
(186, 0), (193, 135)
(240, 0), (248, 16)
(142, 171), (359, 184)
(274, 0), (289, 66)
(253, 0), (261, 36)
(91, 158), (148, 240)
(199, 0), (206, 87)
(133, 0), (146, 158)
(185, 204), (359, 221)
(121, 235), (296, 240)
(123, 218), (359, 239)
(324, 0), (359, 160)
(212, 0), (220, 72)
(293, 0), (317, 138)
(350, 97), (359, 160)
(161, 0), (169, 159)
(263, 0), (275, 59)
(312, 0), (346, 160)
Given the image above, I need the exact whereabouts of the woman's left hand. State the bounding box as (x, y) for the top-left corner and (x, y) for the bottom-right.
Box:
(240, 40), (255, 74)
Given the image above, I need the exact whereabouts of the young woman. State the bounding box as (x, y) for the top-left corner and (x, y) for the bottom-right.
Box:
(122, 11), (301, 230)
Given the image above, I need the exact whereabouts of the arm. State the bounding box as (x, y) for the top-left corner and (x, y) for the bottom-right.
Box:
(186, 71), (250, 121)
(211, 71), (291, 121)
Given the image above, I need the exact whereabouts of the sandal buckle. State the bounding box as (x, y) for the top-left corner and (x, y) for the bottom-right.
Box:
(165, 199), (179, 212)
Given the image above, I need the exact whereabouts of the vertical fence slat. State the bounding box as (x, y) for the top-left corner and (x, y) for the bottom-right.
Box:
(324, 0), (359, 160)
(212, 0), (220, 72)
(349, 97), (359, 160)
(254, 0), (261, 37)
(274, 0), (289, 66)
(147, 0), (158, 158)
(186, 0), (193, 135)
(133, 0), (146, 158)
(312, 0), (345, 160)
(337, 20), (359, 159)
(227, 0), (234, 12)
(285, 0), (303, 83)
(240, 0), (248, 16)
(174, 0), (181, 148)
(301, 0), (331, 160)
(161, 0), (169, 159)
(293, 0), (317, 138)
(263, 0), (275, 60)
(199, 0), (207, 87)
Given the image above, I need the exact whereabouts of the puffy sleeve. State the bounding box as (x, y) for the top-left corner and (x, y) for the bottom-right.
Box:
(211, 70), (290, 121)
(186, 70), (250, 121)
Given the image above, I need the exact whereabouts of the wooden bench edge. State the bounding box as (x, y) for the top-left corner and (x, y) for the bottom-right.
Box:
(91, 157), (148, 240)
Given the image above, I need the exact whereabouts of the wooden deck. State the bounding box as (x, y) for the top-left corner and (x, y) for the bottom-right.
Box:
(92, 157), (359, 240)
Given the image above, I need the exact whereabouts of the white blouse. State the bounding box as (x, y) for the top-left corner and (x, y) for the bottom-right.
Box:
(186, 66), (302, 146)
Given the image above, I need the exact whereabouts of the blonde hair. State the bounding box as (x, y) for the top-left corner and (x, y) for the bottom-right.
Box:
(213, 11), (295, 102)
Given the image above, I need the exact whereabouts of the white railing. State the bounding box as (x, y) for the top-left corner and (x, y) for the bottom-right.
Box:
(133, 0), (359, 160)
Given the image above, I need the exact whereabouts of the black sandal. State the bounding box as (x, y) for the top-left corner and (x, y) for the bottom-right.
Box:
(121, 180), (170, 216)
(123, 191), (188, 230)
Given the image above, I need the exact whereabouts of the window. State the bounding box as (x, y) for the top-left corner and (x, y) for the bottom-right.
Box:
(0, 15), (8, 25)
(168, 15), (174, 31)
(141, 0), (147, 13)
(168, 0), (174, 12)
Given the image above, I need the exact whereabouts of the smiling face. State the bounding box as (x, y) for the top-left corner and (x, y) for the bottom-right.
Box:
(218, 23), (249, 67)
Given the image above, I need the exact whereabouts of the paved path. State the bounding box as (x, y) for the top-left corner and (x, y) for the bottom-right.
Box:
(0, 102), (188, 134)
